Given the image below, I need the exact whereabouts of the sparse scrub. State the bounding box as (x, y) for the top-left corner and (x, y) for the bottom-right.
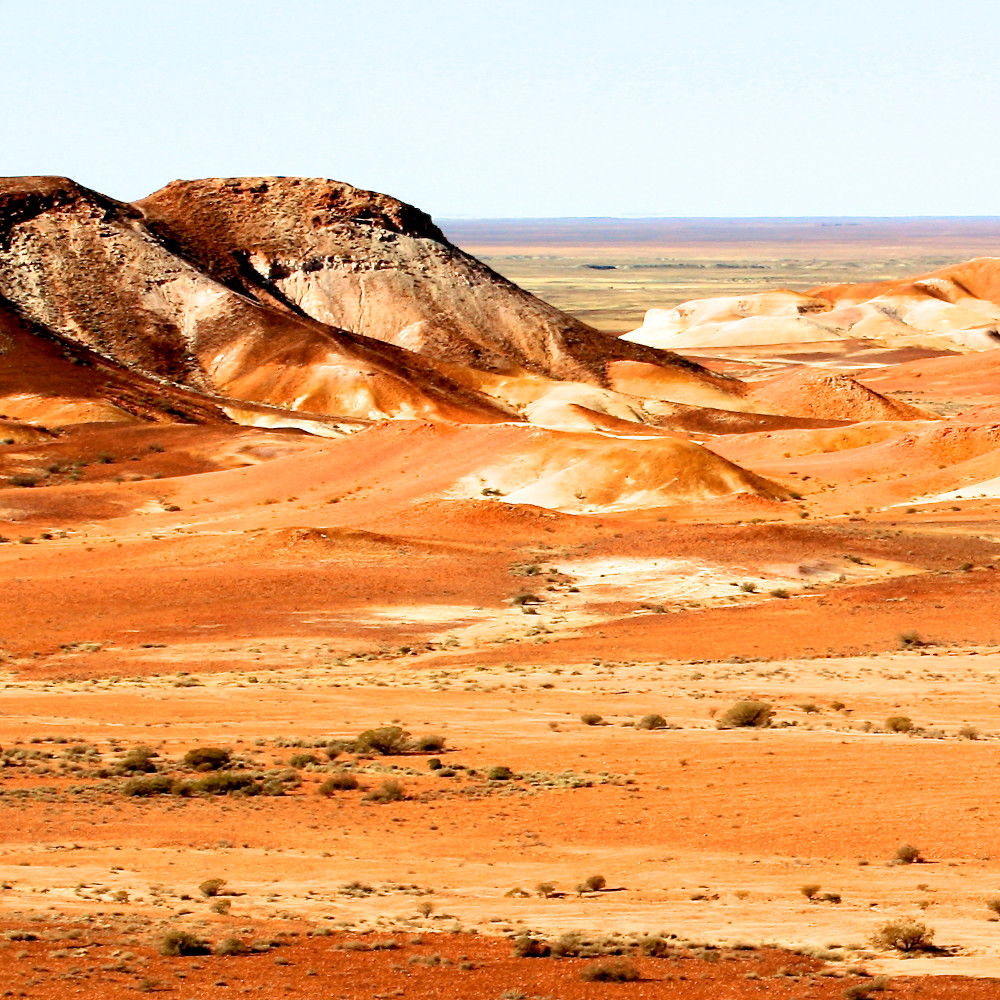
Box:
(486, 765), (514, 781)
(885, 716), (913, 733)
(579, 959), (640, 982)
(580, 712), (603, 726)
(122, 775), (174, 797)
(354, 726), (409, 755)
(635, 713), (667, 730)
(717, 700), (773, 729)
(893, 843), (923, 865)
(159, 930), (210, 956)
(198, 878), (227, 898)
(318, 773), (360, 794)
(182, 747), (231, 771)
(584, 874), (607, 891)
(363, 778), (405, 803)
(870, 918), (934, 952)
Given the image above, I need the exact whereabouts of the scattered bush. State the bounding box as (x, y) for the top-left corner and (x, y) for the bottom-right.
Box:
(870, 918), (934, 953)
(898, 631), (925, 649)
(579, 959), (640, 982)
(354, 726), (409, 755)
(512, 935), (550, 958)
(584, 874), (607, 892)
(717, 700), (774, 729)
(288, 753), (320, 768)
(893, 843), (923, 865)
(182, 747), (231, 771)
(412, 734), (445, 753)
(580, 713), (603, 726)
(198, 878), (227, 898)
(117, 745), (159, 774)
(159, 930), (210, 956)
(122, 775), (174, 797)
(535, 882), (556, 898)
(739, 581), (757, 593)
(958, 725), (979, 740)
(885, 716), (913, 734)
(215, 937), (247, 956)
(363, 778), (405, 803)
(318, 773), (360, 795)
(800, 883), (821, 900)
(985, 897), (1000, 916)
(486, 765), (514, 781)
(636, 714), (667, 731)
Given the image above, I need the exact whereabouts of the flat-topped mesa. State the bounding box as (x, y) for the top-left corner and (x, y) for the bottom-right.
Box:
(135, 177), (746, 406)
(0, 176), (516, 425)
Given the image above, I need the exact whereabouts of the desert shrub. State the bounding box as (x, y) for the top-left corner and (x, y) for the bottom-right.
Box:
(363, 778), (405, 803)
(636, 713), (667, 730)
(354, 726), (409, 755)
(771, 588), (790, 599)
(511, 592), (542, 606)
(185, 771), (260, 796)
(215, 937), (247, 956)
(800, 883), (821, 900)
(637, 934), (673, 957)
(318, 773), (360, 795)
(739, 581), (757, 593)
(512, 935), (550, 958)
(182, 747), (231, 771)
(486, 765), (514, 781)
(198, 878), (226, 898)
(159, 930), (210, 956)
(584, 874), (607, 891)
(9, 475), (38, 488)
(412, 734), (445, 753)
(885, 716), (913, 733)
(959, 725), (979, 740)
(580, 712), (603, 726)
(535, 882), (556, 898)
(427, 757), (443, 771)
(717, 700), (774, 729)
(820, 891), (842, 904)
(985, 897), (1000, 916)
(288, 753), (319, 768)
(893, 843), (922, 864)
(117, 745), (159, 774)
(898, 631), (925, 648)
(122, 775), (174, 797)
(579, 959), (640, 982)
(843, 978), (890, 999)
(870, 918), (933, 952)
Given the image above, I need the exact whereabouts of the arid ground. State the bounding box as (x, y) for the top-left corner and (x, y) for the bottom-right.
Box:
(2, 202), (1000, 997)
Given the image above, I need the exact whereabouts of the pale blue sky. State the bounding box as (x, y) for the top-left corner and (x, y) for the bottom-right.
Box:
(6, 0), (1000, 217)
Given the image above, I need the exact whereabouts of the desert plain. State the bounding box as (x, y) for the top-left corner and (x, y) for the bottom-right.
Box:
(1, 180), (1000, 997)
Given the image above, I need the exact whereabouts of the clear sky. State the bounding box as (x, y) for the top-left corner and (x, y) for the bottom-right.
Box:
(6, 0), (1000, 218)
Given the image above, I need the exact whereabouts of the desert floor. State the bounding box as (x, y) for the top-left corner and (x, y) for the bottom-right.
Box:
(2, 232), (1000, 997)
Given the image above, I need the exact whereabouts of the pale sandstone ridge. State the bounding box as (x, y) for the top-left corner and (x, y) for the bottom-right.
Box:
(134, 177), (746, 407)
(0, 176), (513, 425)
(623, 263), (1000, 353)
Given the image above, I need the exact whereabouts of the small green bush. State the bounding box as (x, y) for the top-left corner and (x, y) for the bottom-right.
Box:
(122, 775), (174, 797)
(182, 747), (231, 771)
(117, 745), (159, 774)
(288, 753), (319, 768)
(354, 726), (409, 755)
